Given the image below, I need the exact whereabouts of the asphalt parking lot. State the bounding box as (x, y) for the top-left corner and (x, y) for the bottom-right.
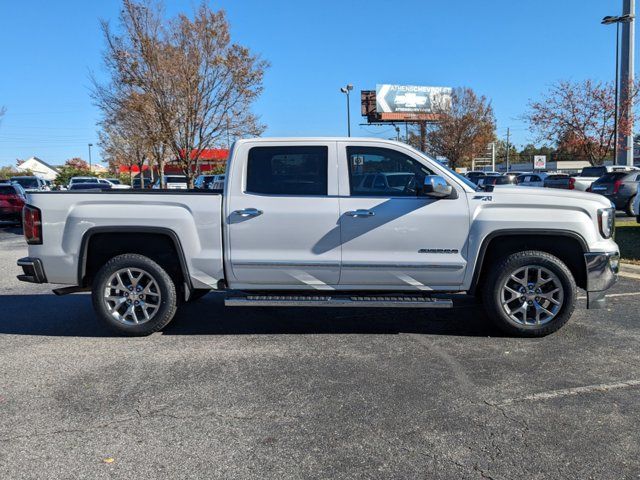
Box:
(1, 221), (639, 479)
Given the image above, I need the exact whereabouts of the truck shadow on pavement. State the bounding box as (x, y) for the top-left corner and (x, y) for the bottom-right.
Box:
(0, 292), (500, 337)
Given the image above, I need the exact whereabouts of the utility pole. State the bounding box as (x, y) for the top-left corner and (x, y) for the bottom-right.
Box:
(88, 143), (93, 172)
(505, 128), (510, 172)
(619, 0), (635, 166)
(419, 121), (427, 152)
(491, 142), (496, 171)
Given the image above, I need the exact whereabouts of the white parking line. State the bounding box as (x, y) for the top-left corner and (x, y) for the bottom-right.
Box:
(488, 379), (640, 407)
(619, 271), (640, 281)
(577, 291), (640, 300)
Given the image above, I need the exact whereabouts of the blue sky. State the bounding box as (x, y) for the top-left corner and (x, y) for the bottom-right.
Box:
(0, 0), (633, 166)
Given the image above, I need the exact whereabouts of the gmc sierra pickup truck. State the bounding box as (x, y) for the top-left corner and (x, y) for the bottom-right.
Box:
(17, 138), (619, 337)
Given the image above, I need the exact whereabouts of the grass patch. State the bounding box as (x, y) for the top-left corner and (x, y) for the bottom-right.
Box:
(616, 220), (640, 264)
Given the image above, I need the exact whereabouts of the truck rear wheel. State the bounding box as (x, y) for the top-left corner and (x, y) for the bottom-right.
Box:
(91, 254), (178, 336)
(482, 250), (577, 337)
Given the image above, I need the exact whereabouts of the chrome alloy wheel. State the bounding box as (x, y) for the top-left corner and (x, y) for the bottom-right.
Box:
(103, 268), (162, 325)
(499, 265), (564, 326)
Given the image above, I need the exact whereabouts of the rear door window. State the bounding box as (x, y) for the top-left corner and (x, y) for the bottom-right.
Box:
(246, 146), (328, 196)
(595, 172), (628, 183)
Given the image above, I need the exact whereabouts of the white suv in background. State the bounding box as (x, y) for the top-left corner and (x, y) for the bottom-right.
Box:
(68, 176), (131, 190)
(152, 175), (189, 189)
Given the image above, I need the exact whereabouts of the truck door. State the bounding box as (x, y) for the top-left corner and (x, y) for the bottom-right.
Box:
(336, 142), (469, 290)
(225, 142), (341, 289)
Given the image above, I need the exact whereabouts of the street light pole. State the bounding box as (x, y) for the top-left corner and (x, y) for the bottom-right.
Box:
(615, 21), (620, 164)
(340, 84), (354, 137)
(601, 10), (633, 165)
(620, 0), (635, 166)
(88, 143), (93, 172)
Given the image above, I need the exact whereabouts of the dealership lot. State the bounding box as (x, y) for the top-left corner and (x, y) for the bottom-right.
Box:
(1, 222), (639, 479)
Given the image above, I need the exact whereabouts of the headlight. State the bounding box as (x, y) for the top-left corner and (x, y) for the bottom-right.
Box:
(598, 207), (615, 239)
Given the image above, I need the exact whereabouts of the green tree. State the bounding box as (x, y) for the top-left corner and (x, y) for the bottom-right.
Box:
(53, 158), (95, 187)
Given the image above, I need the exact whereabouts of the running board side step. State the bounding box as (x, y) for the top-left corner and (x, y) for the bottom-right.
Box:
(225, 294), (452, 308)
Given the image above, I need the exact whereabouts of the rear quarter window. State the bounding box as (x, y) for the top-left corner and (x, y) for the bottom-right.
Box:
(580, 167), (606, 177)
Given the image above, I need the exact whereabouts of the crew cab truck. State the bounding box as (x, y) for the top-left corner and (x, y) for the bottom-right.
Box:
(17, 138), (620, 337)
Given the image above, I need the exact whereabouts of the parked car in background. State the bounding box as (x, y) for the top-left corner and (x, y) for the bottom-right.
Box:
(573, 165), (639, 191)
(0, 182), (27, 222)
(465, 171), (501, 185)
(10, 176), (50, 192)
(194, 174), (216, 190)
(355, 172), (416, 194)
(67, 177), (129, 190)
(102, 178), (131, 190)
(544, 173), (575, 190)
(210, 174), (225, 191)
(516, 172), (549, 187)
(152, 175), (188, 190)
(132, 177), (153, 189)
(477, 175), (518, 188)
(589, 170), (640, 216)
(68, 183), (112, 191)
(68, 176), (99, 189)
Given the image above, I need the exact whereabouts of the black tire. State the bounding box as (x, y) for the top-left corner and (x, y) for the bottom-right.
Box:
(188, 289), (211, 302)
(91, 253), (178, 336)
(482, 250), (577, 337)
(626, 195), (637, 217)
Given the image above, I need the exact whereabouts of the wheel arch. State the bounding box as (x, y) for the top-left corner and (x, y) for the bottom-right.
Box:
(469, 229), (589, 294)
(78, 226), (192, 292)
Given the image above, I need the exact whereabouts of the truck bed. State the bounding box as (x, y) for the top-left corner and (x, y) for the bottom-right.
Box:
(24, 191), (225, 289)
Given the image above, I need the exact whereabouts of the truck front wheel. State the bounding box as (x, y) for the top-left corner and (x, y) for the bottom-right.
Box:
(482, 250), (577, 337)
(91, 254), (178, 336)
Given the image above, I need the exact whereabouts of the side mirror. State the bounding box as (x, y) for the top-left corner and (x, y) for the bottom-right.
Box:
(423, 175), (453, 198)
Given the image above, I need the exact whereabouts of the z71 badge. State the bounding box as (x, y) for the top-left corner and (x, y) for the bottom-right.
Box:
(473, 195), (493, 202)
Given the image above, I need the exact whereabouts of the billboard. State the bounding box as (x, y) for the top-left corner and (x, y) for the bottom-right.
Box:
(376, 84), (452, 115)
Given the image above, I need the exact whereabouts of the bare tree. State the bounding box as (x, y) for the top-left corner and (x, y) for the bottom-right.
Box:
(98, 102), (150, 186)
(524, 79), (639, 166)
(96, 0), (268, 187)
(423, 87), (495, 169)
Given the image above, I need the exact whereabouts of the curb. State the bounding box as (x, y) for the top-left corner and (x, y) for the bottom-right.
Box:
(620, 262), (640, 274)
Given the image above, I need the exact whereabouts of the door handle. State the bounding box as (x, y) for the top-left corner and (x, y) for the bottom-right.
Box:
(346, 209), (375, 217)
(234, 208), (263, 217)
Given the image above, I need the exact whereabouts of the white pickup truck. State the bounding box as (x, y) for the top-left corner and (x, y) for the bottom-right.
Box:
(17, 138), (619, 337)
